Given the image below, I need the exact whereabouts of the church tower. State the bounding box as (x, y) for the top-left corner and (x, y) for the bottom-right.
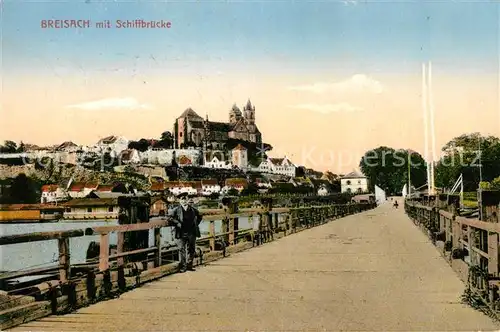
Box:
(229, 104), (242, 124)
(243, 99), (255, 125)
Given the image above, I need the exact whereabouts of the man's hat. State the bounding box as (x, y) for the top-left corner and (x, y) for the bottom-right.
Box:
(177, 192), (189, 199)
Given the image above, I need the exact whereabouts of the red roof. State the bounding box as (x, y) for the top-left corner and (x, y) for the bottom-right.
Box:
(225, 178), (248, 187)
(41, 184), (59, 192)
(150, 183), (165, 191)
(233, 144), (247, 151)
(96, 184), (114, 192)
(69, 182), (86, 191)
(202, 179), (218, 185)
(178, 155), (192, 165)
(84, 182), (99, 189)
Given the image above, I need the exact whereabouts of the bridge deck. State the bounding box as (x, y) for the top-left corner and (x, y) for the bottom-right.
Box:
(8, 202), (499, 331)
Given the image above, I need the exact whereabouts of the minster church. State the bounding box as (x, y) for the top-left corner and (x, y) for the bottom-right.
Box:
(173, 100), (262, 149)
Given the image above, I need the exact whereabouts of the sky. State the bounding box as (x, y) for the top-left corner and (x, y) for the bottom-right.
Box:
(1, 0), (500, 173)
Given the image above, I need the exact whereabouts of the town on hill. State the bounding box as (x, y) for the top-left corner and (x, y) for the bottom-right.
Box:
(0, 101), (370, 221)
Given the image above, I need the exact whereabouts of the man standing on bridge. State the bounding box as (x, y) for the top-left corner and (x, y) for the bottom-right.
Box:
(168, 193), (203, 272)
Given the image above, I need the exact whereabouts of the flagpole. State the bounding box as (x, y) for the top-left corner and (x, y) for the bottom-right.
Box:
(428, 61), (437, 195)
(408, 151), (411, 197)
(460, 173), (464, 209)
(422, 63), (430, 194)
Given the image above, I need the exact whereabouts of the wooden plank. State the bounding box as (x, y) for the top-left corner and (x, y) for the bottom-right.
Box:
(456, 216), (500, 233)
(488, 232), (499, 276)
(154, 228), (161, 267)
(92, 220), (169, 234)
(99, 233), (109, 272)
(0, 229), (89, 245)
(0, 265), (59, 281)
(57, 238), (69, 283)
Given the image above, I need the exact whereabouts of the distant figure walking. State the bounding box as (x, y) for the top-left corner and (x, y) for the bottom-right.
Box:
(168, 193), (203, 272)
(393, 200), (399, 209)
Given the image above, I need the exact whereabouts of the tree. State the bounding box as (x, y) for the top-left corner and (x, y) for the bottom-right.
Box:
(240, 183), (259, 196)
(0, 140), (18, 153)
(359, 147), (427, 195)
(323, 171), (341, 192)
(435, 133), (500, 191)
(17, 141), (26, 153)
(9, 173), (40, 203)
(227, 188), (239, 196)
(157, 131), (174, 149)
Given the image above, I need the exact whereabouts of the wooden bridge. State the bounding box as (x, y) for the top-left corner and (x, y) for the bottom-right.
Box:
(2, 196), (500, 331)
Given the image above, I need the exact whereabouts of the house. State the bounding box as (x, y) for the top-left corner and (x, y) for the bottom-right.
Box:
(96, 135), (129, 157)
(40, 184), (68, 203)
(164, 181), (199, 196)
(254, 178), (272, 189)
(204, 151), (232, 169)
(55, 141), (79, 153)
(178, 155), (193, 167)
(95, 184), (115, 193)
(232, 144), (248, 171)
(256, 156), (296, 177)
(63, 198), (119, 220)
(149, 182), (166, 195)
(201, 179), (221, 196)
(223, 178), (248, 193)
(119, 149), (140, 164)
(68, 182), (99, 198)
(150, 196), (168, 216)
(341, 171), (368, 194)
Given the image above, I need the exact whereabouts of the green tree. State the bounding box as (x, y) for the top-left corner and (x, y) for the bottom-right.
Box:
(359, 147), (427, 195)
(0, 140), (18, 153)
(227, 188), (239, 196)
(9, 173), (40, 203)
(240, 183), (259, 196)
(323, 171), (341, 192)
(435, 133), (500, 191)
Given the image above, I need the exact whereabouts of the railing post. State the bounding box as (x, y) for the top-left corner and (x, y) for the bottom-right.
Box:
(209, 220), (216, 251)
(58, 238), (70, 283)
(116, 232), (125, 291)
(99, 233), (110, 272)
(488, 232), (499, 277)
(480, 190), (500, 277)
(154, 227), (162, 267)
(117, 232), (124, 267)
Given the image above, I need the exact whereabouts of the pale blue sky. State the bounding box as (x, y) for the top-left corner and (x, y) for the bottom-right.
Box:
(2, 0), (500, 77)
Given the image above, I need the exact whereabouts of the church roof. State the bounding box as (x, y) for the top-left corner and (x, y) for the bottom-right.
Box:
(208, 121), (232, 132)
(178, 108), (203, 120)
(233, 144), (247, 151)
(342, 171), (366, 179)
(188, 120), (204, 129)
(231, 104), (242, 115)
(244, 99), (253, 110)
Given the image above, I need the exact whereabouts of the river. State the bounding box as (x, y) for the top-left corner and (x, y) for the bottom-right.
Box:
(0, 216), (259, 273)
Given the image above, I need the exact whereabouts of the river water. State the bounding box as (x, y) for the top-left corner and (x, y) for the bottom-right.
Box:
(0, 216), (258, 273)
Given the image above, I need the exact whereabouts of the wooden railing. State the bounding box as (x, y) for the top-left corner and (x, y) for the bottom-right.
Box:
(0, 201), (376, 329)
(405, 191), (500, 314)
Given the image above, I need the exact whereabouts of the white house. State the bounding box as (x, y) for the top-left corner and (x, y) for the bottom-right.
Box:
(201, 179), (221, 196)
(41, 184), (69, 203)
(165, 181), (200, 196)
(223, 178), (248, 193)
(256, 156), (296, 177)
(55, 141), (80, 153)
(204, 155), (232, 169)
(203, 151), (232, 169)
(317, 184), (329, 196)
(68, 182), (99, 198)
(232, 144), (248, 171)
(118, 149), (141, 164)
(96, 135), (129, 157)
(341, 171), (368, 194)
